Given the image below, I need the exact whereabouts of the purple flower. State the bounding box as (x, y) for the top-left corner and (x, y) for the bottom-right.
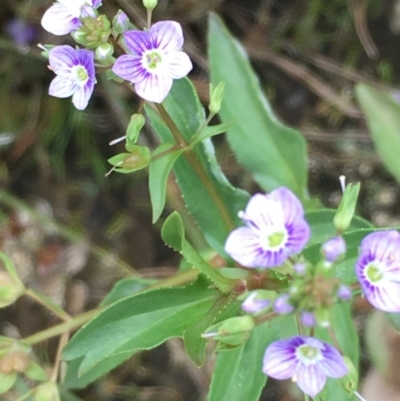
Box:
(263, 336), (348, 397)
(41, 0), (102, 36)
(274, 294), (294, 314)
(355, 230), (400, 312)
(48, 46), (96, 110)
(224, 188), (310, 268)
(241, 292), (270, 314)
(6, 18), (36, 46)
(112, 21), (193, 103)
(301, 311), (316, 327)
(321, 236), (346, 262)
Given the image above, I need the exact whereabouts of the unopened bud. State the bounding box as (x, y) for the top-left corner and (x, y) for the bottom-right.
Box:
(321, 236), (346, 262)
(333, 181), (360, 234)
(143, 0), (158, 10)
(34, 382), (60, 401)
(112, 10), (130, 34)
(126, 114), (146, 145)
(274, 294), (294, 314)
(209, 81), (225, 115)
(95, 43), (114, 62)
(106, 146), (151, 176)
(241, 290), (275, 314)
(337, 284), (352, 301)
(301, 311), (316, 327)
(340, 356), (358, 394)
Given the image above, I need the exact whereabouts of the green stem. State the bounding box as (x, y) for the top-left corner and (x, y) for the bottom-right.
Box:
(189, 112), (215, 145)
(22, 269), (199, 346)
(24, 289), (71, 321)
(154, 104), (235, 231)
(0, 189), (139, 277)
(23, 309), (100, 346)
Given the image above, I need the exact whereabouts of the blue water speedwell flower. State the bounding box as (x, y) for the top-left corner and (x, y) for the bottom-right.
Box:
(321, 236), (346, 262)
(263, 336), (348, 397)
(356, 230), (400, 312)
(41, 0), (102, 36)
(224, 188), (310, 268)
(112, 21), (193, 103)
(48, 46), (96, 110)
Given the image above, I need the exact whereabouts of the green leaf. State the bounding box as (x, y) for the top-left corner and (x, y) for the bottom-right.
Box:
(25, 360), (47, 381)
(356, 84), (400, 183)
(306, 209), (374, 246)
(0, 372), (17, 393)
(161, 212), (233, 292)
(149, 143), (184, 223)
(315, 303), (359, 401)
(145, 78), (249, 255)
(0, 252), (23, 285)
(386, 311), (400, 331)
(190, 122), (233, 146)
(208, 13), (308, 200)
(184, 295), (238, 367)
(208, 315), (297, 401)
(100, 277), (157, 306)
(64, 353), (134, 389)
(63, 278), (219, 376)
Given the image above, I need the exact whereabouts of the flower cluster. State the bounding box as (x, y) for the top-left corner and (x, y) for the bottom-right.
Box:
(41, 0), (192, 110)
(225, 186), (400, 396)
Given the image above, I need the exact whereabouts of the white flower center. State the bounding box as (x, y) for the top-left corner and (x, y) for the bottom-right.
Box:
(71, 65), (89, 85)
(259, 226), (288, 251)
(296, 344), (322, 366)
(143, 50), (163, 72)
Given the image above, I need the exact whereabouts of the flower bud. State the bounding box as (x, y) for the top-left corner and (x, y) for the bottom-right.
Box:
(241, 290), (274, 314)
(209, 81), (225, 115)
(95, 43), (114, 62)
(274, 294), (294, 314)
(340, 356), (358, 394)
(0, 271), (24, 308)
(337, 284), (352, 301)
(333, 180), (360, 234)
(34, 382), (60, 401)
(106, 146), (151, 176)
(293, 262), (307, 275)
(301, 311), (316, 327)
(143, 0), (158, 10)
(126, 114), (146, 145)
(112, 10), (130, 34)
(321, 236), (346, 262)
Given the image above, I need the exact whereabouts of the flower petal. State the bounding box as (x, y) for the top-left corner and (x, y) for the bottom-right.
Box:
(263, 339), (300, 380)
(49, 75), (77, 99)
(135, 74), (173, 103)
(320, 343), (348, 378)
(360, 231), (400, 261)
(41, 3), (80, 36)
(123, 30), (150, 56)
(77, 49), (95, 79)
(164, 51), (192, 79)
(296, 364), (326, 397)
(72, 83), (94, 110)
(149, 21), (184, 53)
(112, 55), (146, 83)
(49, 45), (79, 71)
(362, 280), (400, 312)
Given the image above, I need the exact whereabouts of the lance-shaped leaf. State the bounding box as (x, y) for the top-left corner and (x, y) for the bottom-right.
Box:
(63, 278), (219, 376)
(161, 212), (234, 293)
(208, 13), (308, 200)
(145, 78), (249, 256)
(149, 143), (184, 223)
(356, 84), (400, 184)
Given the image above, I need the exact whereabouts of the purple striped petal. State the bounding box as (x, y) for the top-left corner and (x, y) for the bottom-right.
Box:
(149, 21), (184, 53)
(49, 45), (79, 71)
(123, 30), (151, 56)
(112, 55), (146, 83)
(72, 83), (94, 110)
(164, 51), (193, 79)
(296, 364), (326, 397)
(49, 75), (77, 98)
(320, 343), (348, 378)
(135, 74), (173, 103)
(41, 3), (80, 35)
(263, 340), (299, 379)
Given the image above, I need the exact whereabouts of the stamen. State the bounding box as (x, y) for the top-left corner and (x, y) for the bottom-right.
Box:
(339, 175), (346, 193)
(109, 135), (126, 146)
(105, 161), (123, 177)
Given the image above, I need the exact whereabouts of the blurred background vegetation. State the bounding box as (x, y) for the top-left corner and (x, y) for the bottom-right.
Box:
(1, 0), (400, 400)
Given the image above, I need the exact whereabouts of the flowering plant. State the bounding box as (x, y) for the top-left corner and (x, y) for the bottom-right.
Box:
(2, 1), (400, 401)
